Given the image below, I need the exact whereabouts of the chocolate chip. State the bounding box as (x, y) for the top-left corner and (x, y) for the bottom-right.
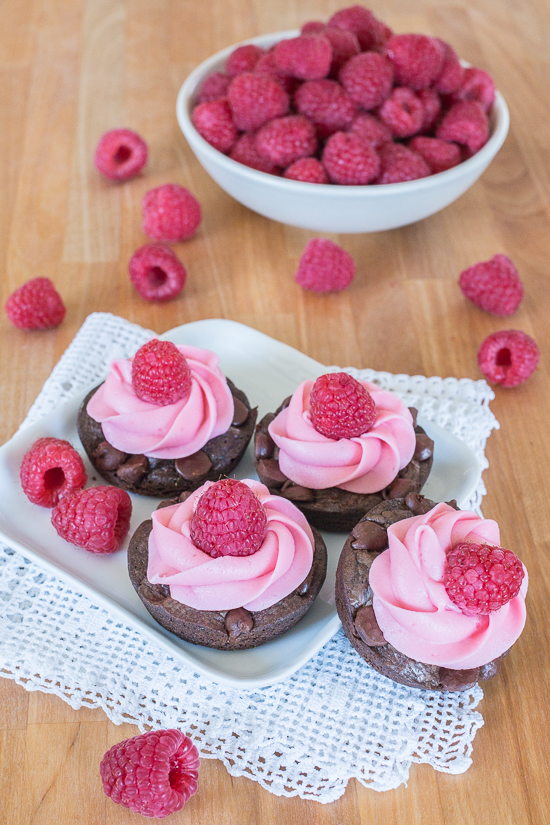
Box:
(354, 605), (387, 646)
(439, 667), (479, 691)
(296, 567), (315, 596)
(93, 441), (128, 471)
(414, 433), (434, 461)
(405, 492), (434, 515)
(116, 454), (149, 485)
(409, 407), (418, 427)
(175, 451), (212, 481)
(257, 458), (288, 488)
(231, 398), (249, 427)
(156, 499), (177, 510)
(254, 431), (274, 460)
(280, 395), (292, 410)
(383, 477), (420, 500)
(179, 490), (194, 503)
(138, 582), (170, 604)
(446, 499), (459, 511)
(351, 520), (388, 552)
(280, 482), (315, 503)
(224, 607), (254, 639)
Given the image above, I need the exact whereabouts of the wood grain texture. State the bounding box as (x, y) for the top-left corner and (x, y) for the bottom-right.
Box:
(1, 1), (549, 822)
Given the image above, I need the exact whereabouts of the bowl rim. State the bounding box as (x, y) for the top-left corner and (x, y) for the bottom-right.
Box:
(176, 29), (510, 197)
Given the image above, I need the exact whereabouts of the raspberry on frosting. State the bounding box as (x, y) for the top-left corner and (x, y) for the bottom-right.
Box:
(436, 100), (489, 153)
(294, 79), (358, 137)
(129, 243), (186, 302)
(459, 254), (524, 315)
(226, 44), (264, 77)
(131, 339), (192, 406)
(378, 86), (424, 138)
(339, 51), (394, 111)
(477, 329), (539, 387)
(190, 478), (268, 557)
(192, 98), (239, 152)
(255, 115), (317, 167)
(142, 184), (202, 242)
(322, 131), (381, 185)
(383, 33), (445, 89)
(309, 372), (376, 438)
(227, 72), (290, 131)
(94, 128), (148, 181)
(294, 238), (355, 292)
(283, 157), (328, 184)
(444, 541), (525, 615)
(273, 35), (332, 80)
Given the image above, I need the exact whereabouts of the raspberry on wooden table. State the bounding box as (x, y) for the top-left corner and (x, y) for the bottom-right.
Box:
(295, 238), (355, 292)
(51, 486), (132, 553)
(309, 372), (376, 439)
(459, 254), (523, 316)
(129, 243), (186, 302)
(94, 128), (148, 181)
(20, 437), (87, 507)
(131, 339), (192, 406)
(227, 72), (289, 131)
(192, 98), (239, 153)
(444, 541), (525, 615)
(190, 478), (268, 558)
(100, 729), (199, 818)
(322, 131), (380, 185)
(477, 329), (539, 387)
(142, 183), (202, 243)
(5, 277), (65, 330)
(383, 33), (444, 89)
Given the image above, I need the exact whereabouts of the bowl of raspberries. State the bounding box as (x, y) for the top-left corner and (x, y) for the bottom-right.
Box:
(176, 6), (508, 233)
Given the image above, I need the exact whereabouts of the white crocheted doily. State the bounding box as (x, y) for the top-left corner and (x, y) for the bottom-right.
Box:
(0, 313), (499, 802)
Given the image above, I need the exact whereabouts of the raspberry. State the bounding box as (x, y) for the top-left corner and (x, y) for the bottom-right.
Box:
(283, 157), (328, 184)
(253, 51), (298, 95)
(452, 67), (496, 112)
(379, 86), (424, 138)
(273, 35), (332, 81)
(255, 115), (317, 167)
(323, 26), (360, 76)
(129, 243), (186, 302)
(20, 438), (87, 507)
(301, 21), (327, 36)
(131, 339), (192, 406)
(383, 33), (444, 90)
(190, 479), (268, 558)
(51, 486), (132, 553)
(229, 132), (281, 174)
(328, 6), (390, 51)
(100, 729), (199, 818)
(322, 131), (380, 185)
(197, 71), (230, 103)
(5, 277), (65, 330)
(434, 39), (464, 95)
(444, 541), (525, 615)
(377, 142), (430, 184)
(142, 184), (201, 243)
(294, 79), (357, 137)
(192, 98), (239, 153)
(477, 330), (539, 387)
(409, 136), (461, 174)
(417, 87), (442, 133)
(295, 238), (355, 292)
(339, 52), (394, 111)
(94, 129), (148, 181)
(309, 372), (376, 439)
(228, 72), (289, 131)
(349, 112), (392, 149)
(225, 44), (264, 77)
(436, 100), (489, 153)
(459, 254), (523, 315)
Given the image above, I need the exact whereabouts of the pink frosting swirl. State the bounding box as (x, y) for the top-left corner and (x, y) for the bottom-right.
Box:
(369, 503), (528, 669)
(147, 479), (315, 611)
(268, 379), (416, 492)
(86, 344), (234, 459)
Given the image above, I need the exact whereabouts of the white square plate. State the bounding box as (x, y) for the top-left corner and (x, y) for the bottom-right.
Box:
(0, 320), (480, 688)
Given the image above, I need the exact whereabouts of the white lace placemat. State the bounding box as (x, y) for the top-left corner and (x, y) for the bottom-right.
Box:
(0, 313), (499, 802)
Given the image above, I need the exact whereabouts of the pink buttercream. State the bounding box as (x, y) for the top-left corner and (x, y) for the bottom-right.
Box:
(86, 344), (234, 459)
(268, 379), (416, 493)
(369, 503), (528, 669)
(147, 479), (315, 611)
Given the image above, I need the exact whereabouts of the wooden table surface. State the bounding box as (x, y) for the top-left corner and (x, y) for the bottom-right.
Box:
(1, 0), (549, 822)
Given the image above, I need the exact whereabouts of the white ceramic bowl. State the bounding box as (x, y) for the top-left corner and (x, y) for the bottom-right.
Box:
(176, 30), (509, 233)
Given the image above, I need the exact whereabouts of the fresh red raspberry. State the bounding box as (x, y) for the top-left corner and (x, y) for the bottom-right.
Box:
(228, 72), (289, 131)
(378, 87), (424, 138)
(295, 238), (355, 292)
(131, 339), (192, 406)
(377, 142), (431, 184)
(383, 33), (444, 89)
(294, 79), (358, 137)
(477, 329), (539, 387)
(283, 157), (328, 184)
(328, 6), (390, 51)
(100, 729), (199, 818)
(142, 184), (201, 243)
(452, 67), (496, 112)
(273, 35), (332, 81)
(349, 112), (392, 149)
(225, 44), (264, 77)
(190, 479), (268, 558)
(253, 51), (299, 95)
(436, 100), (489, 153)
(323, 26), (360, 76)
(129, 243), (186, 302)
(433, 39), (464, 95)
(339, 52), (394, 111)
(192, 98), (239, 153)
(309, 372), (376, 439)
(229, 132), (281, 174)
(409, 136), (461, 174)
(197, 71), (230, 103)
(94, 129), (148, 181)
(255, 115), (317, 168)
(5, 277), (66, 330)
(459, 254), (523, 316)
(417, 87), (442, 133)
(444, 541), (525, 615)
(301, 21), (327, 36)
(322, 131), (380, 185)
(51, 486), (132, 553)
(20, 438), (87, 507)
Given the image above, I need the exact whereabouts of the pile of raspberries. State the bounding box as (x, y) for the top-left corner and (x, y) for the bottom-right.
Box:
(192, 5), (495, 185)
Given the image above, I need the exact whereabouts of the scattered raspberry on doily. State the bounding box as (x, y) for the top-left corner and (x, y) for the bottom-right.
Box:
(190, 479), (268, 558)
(94, 128), (148, 181)
(295, 238), (355, 292)
(132, 339), (192, 406)
(129, 243), (187, 302)
(436, 100), (489, 153)
(100, 729), (199, 818)
(339, 51), (394, 111)
(477, 329), (539, 387)
(383, 33), (444, 89)
(273, 34), (332, 80)
(197, 71), (230, 103)
(226, 44), (264, 77)
(20, 438), (87, 508)
(5, 277), (66, 330)
(283, 157), (328, 183)
(192, 98), (239, 153)
(322, 131), (380, 184)
(377, 142), (430, 184)
(51, 486), (132, 553)
(409, 136), (461, 174)
(228, 72), (289, 131)
(379, 86), (424, 138)
(229, 133), (282, 174)
(255, 115), (317, 167)
(309, 372), (376, 439)
(142, 183), (202, 243)
(459, 254), (523, 316)
(444, 541), (525, 615)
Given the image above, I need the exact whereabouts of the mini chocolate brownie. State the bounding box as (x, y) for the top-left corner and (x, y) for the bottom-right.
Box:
(127, 503), (328, 650)
(335, 495), (506, 691)
(78, 380), (257, 497)
(255, 401), (434, 532)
